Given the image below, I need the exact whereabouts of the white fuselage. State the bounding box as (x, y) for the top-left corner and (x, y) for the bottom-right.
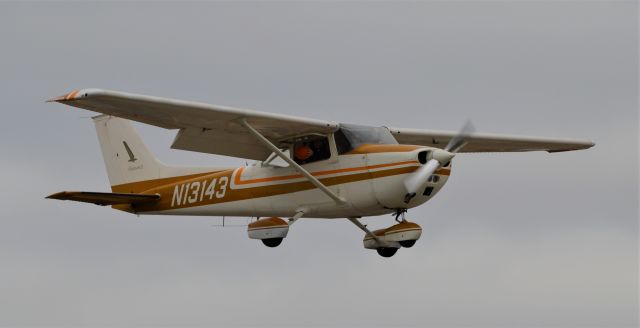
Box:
(137, 147), (451, 219)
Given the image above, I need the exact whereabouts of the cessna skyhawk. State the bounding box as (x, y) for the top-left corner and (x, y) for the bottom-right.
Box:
(47, 89), (594, 257)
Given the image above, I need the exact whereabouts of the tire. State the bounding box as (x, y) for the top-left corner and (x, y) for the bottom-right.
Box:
(399, 240), (416, 248)
(262, 238), (283, 248)
(376, 247), (398, 258)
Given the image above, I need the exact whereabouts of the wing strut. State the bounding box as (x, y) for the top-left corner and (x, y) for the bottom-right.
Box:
(347, 217), (389, 245)
(239, 119), (346, 205)
(348, 217), (381, 242)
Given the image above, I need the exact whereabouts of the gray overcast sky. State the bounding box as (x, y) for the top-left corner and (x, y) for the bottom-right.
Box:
(0, 1), (637, 327)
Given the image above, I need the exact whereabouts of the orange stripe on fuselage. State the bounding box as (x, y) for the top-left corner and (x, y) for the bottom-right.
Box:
(345, 144), (423, 155)
(234, 160), (420, 185)
(436, 168), (450, 176)
(117, 164), (451, 213)
(131, 165), (420, 213)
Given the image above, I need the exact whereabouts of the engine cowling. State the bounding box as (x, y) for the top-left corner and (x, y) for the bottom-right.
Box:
(363, 221), (422, 249)
(247, 217), (289, 243)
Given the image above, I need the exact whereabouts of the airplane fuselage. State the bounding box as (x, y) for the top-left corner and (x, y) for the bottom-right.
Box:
(114, 144), (451, 219)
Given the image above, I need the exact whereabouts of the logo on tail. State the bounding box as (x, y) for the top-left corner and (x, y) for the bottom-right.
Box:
(123, 141), (137, 162)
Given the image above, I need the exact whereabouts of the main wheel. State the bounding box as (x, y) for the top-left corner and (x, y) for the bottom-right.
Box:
(376, 247), (398, 258)
(399, 240), (416, 248)
(262, 238), (283, 248)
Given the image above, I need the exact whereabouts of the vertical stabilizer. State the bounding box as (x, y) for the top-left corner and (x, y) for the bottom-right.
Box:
(93, 115), (163, 187)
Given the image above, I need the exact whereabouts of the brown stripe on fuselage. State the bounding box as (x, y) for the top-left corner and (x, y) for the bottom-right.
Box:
(436, 168), (450, 176)
(110, 141), (453, 213)
(115, 165), (452, 213)
(111, 144), (427, 193)
(234, 160), (419, 185)
(129, 165), (422, 213)
(346, 144), (423, 154)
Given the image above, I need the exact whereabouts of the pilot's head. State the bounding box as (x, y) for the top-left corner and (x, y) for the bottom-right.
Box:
(294, 143), (314, 161)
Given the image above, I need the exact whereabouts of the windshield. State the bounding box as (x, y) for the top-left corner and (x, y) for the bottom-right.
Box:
(338, 123), (398, 149)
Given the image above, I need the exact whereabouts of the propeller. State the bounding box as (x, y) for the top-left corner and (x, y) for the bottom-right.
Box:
(403, 120), (475, 203)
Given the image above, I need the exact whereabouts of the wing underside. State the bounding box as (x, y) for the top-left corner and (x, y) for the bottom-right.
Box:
(49, 89), (338, 160)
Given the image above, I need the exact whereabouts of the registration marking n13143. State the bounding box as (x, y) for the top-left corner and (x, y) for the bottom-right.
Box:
(171, 176), (228, 207)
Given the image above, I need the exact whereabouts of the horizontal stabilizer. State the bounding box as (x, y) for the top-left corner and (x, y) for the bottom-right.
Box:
(46, 191), (160, 206)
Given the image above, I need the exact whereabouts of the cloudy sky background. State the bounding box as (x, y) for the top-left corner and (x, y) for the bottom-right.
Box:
(0, 2), (637, 327)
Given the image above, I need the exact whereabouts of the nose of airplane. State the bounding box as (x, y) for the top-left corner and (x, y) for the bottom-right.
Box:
(404, 149), (456, 203)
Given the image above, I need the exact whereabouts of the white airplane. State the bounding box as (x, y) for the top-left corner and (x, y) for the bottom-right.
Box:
(47, 89), (594, 257)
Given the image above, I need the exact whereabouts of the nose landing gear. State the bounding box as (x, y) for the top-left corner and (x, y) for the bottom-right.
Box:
(349, 210), (423, 258)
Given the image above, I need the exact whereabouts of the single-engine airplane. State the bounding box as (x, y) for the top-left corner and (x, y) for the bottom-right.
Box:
(47, 89), (594, 257)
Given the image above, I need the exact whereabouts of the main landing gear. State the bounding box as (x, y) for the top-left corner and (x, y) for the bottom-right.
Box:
(248, 210), (422, 257)
(247, 211), (305, 248)
(261, 238), (283, 248)
(349, 210), (423, 258)
(247, 217), (290, 247)
(376, 247), (398, 258)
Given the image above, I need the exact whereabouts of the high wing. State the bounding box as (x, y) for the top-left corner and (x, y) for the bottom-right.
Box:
(49, 89), (338, 161)
(46, 191), (160, 206)
(387, 127), (594, 153)
(49, 88), (593, 157)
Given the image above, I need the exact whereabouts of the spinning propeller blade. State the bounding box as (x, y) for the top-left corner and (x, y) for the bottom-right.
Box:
(403, 121), (474, 203)
(445, 120), (475, 153)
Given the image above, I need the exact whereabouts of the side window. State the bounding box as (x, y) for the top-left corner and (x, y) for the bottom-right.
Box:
(334, 129), (353, 154)
(293, 137), (331, 165)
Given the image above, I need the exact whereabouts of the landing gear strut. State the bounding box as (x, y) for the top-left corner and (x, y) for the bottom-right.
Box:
(393, 209), (418, 248)
(394, 209), (407, 223)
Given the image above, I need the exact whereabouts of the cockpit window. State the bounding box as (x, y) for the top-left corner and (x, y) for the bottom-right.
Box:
(338, 123), (398, 149)
(292, 137), (331, 165)
(334, 129), (354, 155)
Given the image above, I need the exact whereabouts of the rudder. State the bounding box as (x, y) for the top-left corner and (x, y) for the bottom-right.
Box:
(93, 115), (163, 187)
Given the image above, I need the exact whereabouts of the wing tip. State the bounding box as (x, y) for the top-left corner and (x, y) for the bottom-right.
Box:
(547, 140), (595, 153)
(46, 88), (104, 103)
(46, 90), (81, 103)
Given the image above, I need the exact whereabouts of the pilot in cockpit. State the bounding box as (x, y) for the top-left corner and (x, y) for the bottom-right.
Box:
(293, 138), (331, 165)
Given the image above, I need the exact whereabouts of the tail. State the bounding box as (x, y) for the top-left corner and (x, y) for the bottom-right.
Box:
(93, 115), (165, 187)
(45, 116), (225, 206)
